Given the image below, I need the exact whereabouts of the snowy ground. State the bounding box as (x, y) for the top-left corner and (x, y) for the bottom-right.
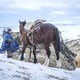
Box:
(0, 53), (80, 80)
(0, 25), (80, 80)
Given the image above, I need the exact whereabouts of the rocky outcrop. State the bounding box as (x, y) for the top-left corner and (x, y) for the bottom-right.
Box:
(65, 38), (80, 67)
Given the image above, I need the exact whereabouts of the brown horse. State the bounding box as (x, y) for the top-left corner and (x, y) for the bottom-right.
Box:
(19, 20), (61, 67)
(19, 21), (32, 60)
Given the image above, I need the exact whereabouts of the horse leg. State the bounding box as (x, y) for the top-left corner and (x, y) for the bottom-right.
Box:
(43, 44), (51, 66)
(52, 42), (61, 68)
(29, 47), (32, 61)
(55, 51), (61, 68)
(21, 43), (27, 60)
(33, 45), (37, 63)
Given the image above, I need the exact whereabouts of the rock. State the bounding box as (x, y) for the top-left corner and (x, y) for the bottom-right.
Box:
(66, 38), (80, 67)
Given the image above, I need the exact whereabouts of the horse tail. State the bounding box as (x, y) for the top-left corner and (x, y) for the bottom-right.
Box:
(53, 27), (60, 52)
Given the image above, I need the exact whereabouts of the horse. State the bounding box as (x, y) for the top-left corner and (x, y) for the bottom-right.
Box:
(19, 20), (61, 67)
(19, 21), (32, 61)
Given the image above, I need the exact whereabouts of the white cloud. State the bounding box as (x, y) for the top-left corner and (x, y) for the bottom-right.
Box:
(74, 16), (80, 19)
(52, 20), (74, 24)
(0, 0), (69, 10)
(47, 16), (56, 20)
(1, 0), (80, 10)
(76, 4), (80, 8)
(50, 11), (66, 15)
(0, 10), (18, 14)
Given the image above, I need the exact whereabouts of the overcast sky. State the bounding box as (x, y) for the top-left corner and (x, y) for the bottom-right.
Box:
(0, 0), (80, 28)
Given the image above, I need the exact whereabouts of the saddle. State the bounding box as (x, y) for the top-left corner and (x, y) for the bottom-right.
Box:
(27, 19), (46, 44)
(31, 19), (46, 32)
(27, 19), (46, 35)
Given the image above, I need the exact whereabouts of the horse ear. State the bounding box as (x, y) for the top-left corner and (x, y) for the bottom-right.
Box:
(24, 20), (26, 22)
(24, 20), (26, 24)
(19, 20), (21, 23)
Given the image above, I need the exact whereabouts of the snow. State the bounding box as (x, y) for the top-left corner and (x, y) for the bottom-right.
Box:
(0, 25), (80, 80)
(0, 53), (80, 80)
(57, 25), (80, 41)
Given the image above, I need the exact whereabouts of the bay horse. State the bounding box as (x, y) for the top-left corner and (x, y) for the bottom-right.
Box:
(19, 21), (32, 61)
(19, 20), (61, 67)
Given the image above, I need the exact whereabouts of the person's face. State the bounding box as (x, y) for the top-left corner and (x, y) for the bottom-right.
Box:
(9, 30), (11, 34)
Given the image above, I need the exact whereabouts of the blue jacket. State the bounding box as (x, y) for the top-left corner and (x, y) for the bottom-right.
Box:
(0, 33), (19, 53)
(3, 32), (13, 42)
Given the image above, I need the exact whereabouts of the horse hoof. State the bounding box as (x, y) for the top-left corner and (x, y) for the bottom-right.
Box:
(20, 59), (24, 61)
(20, 57), (24, 61)
(56, 60), (61, 68)
(33, 61), (37, 64)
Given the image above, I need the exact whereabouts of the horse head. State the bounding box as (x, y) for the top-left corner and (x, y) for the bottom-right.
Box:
(19, 20), (26, 28)
(19, 20), (31, 44)
(19, 20), (26, 36)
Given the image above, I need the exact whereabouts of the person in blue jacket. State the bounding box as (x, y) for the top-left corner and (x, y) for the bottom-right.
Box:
(0, 28), (19, 58)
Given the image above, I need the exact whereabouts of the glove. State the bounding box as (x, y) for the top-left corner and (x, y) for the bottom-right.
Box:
(5, 39), (13, 43)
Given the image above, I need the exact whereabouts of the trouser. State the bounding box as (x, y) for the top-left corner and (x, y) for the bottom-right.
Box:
(7, 50), (13, 58)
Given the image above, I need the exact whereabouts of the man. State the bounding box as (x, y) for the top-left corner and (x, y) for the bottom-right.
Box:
(0, 28), (19, 58)
(0, 28), (13, 57)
